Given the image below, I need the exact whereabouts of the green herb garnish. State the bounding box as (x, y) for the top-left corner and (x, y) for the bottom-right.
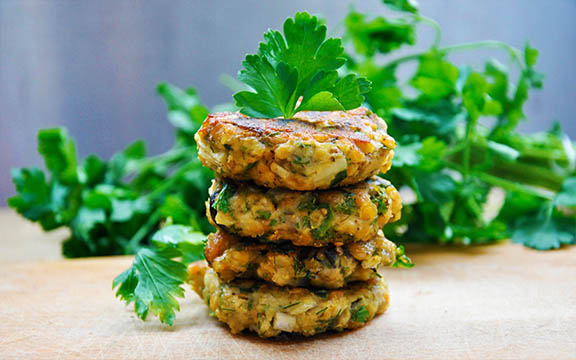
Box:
(243, 161), (258, 173)
(392, 245), (414, 268)
(233, 12), (371, 119)
(297, 194), (319, 212)
(371, 192), (389, 215)
(113, 225), (205, 326)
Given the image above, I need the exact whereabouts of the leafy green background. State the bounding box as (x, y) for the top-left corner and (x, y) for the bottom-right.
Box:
(342, 1), (575, 250)
(9, 84), (214, 257)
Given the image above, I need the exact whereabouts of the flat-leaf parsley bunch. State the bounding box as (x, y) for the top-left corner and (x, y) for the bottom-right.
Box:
(343, 0), (575, 249)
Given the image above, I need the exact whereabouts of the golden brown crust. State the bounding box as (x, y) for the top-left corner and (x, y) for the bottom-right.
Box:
(187, 263), (390, 338)
(187, 261), (208, 295)
(207, 176), (402, 247)
(203, 231), (396, 289)
(195, 108), (396, 191)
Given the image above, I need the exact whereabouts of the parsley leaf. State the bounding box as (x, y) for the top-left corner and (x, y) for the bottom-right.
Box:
(8, 167), (65, 231)
(351, 305), (370, 323)
(392, 245), (415, 268)
(410, 52), (459, 99)
(234, 56), (297, 118)
(37, 128), (78, 184)
(554, 177), (576, 207)
(234, 12), (371, 118)
(462, 72), (502, 121)
(157, 83), (209, 146)
(151, 225), (205, 265)
(382, 0), (419, 14)
(414, 171), (457, 205)
(345, 11), (416, 56)
(511, 205), (575, 250)
(392, 141), (422, 168)
(113, 225), (206, 325)
(113, 247), (186, 325)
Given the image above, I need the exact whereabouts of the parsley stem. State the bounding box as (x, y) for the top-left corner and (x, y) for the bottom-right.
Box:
(512, 144), (576, 169)
(385, 40), (524, 69)
(462, 113), (479, 179)
(444, 160), (554, 200)
(126, 209), (162, 253)
(462, 124), (472, 178)
(442, 41), (523, 68)
(131, 146), (194, 173)
(444, 142), (468, 157)
(415, 15), (442, 49)
(446, 143), (566, 191)
(126, 161), (200, 252)
(468, 140), (566, 191)
(487, 159), (566, 191)
(475, 173), (555, 200)
(146, 161), (199, 200)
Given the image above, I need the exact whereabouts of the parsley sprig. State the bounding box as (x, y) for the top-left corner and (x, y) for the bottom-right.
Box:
(113, 225), (205, 325)
(8, 83), (214, 257)
(234, 12), (371, 119)
(345, 1), (575, 250)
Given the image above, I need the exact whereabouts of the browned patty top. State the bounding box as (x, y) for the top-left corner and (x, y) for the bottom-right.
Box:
(198, 107), (394, 148)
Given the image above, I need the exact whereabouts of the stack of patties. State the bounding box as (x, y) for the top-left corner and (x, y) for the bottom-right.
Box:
(188, 107), (402, 338)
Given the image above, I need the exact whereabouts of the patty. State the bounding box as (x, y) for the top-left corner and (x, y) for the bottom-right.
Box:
(204, 231), (396, 289)
(207, 176), (402, 247)
(195, 107), (396, 191)
(188, 262), (390, 338)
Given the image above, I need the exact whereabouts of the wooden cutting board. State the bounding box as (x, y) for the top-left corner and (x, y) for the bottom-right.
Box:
(1, 242), (575, 359)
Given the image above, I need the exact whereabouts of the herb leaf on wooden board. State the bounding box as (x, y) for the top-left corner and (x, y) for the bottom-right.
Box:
(113, 225), (205, 325)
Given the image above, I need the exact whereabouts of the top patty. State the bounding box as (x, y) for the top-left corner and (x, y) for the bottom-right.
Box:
(195, 107), (396, 190)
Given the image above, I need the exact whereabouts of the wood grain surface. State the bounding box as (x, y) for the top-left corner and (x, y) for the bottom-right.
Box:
(0, 210), (575, 359)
